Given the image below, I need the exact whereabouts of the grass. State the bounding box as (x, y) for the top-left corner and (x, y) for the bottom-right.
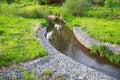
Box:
(62, 6), (120, 63)
(83, 7), (120, 19)
(0, 3), (49, 68)
(65, 16), (120, 45)
(91, 45), (120, 63)
(19, 66), (52, 80)
(0, 15), (47, 68)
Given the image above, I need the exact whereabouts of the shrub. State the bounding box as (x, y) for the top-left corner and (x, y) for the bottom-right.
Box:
(63, 0), (90, 16)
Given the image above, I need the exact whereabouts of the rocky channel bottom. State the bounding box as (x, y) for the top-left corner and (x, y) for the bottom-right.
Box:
(0, 27), (116, 80)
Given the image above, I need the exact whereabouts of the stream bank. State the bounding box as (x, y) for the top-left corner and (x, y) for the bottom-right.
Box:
(46, 20), (120, 79)
(0, 27), (116, 80)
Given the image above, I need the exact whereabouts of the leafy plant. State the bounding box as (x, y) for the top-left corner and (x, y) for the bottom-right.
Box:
(19, 66), (36, 80)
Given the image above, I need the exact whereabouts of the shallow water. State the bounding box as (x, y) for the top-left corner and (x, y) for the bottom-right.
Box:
(46, 22), (120, 79)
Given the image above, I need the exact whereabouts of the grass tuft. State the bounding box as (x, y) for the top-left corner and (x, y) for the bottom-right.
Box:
(91, 45), (120, 63)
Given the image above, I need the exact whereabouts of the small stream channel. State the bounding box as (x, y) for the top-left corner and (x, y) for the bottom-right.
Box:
(46, 21), (120, 79)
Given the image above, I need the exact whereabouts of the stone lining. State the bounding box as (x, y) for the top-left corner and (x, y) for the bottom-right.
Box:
(73, 27), (120, 55)
(0, 27), (117, 80)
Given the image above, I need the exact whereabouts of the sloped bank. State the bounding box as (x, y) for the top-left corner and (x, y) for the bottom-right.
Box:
(73, 27), (120, 60)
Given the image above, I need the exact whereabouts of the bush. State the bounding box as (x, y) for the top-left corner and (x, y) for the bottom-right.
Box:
(63, 0), (90, 16)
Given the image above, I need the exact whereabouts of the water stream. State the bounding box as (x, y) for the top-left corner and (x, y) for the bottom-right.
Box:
(46, 21), (120, 79)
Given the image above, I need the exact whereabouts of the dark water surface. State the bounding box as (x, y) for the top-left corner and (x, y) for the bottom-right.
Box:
(46, 22), (120, 79)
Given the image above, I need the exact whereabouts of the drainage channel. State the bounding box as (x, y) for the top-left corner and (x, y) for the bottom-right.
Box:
(46, 21), (120, 79)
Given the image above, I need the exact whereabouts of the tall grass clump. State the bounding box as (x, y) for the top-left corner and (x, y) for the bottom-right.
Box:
(18, 5), (48, 18)
(91, 45), (112, 56)
(91, 45), (120, 63)
(0, 3), (18, 15)
(63, 0), (90, 16)
(83, 7), (120, 19)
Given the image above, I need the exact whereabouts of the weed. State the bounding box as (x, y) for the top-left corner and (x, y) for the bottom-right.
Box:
(19, 66), (36, 80)
(42, 68), (52, 76)
(44, 56), (49, 61)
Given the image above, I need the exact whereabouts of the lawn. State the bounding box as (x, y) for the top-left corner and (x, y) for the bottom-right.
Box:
(0, 15), (47, 68)
(66, 17), (120, 45)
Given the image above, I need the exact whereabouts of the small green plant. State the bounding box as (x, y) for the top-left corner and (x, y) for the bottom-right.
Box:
(44, 56), (49, 61)
(19, 66), (36, 80)
(42, 69), (52, 76)
(23, 70), (36, 80)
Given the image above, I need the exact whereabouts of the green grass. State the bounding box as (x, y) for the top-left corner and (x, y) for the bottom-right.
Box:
(91, 45), (120, 63)
(83, 7), (120, 19)
(65, 16), (120, 45)
(0, 15), (47, 68)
